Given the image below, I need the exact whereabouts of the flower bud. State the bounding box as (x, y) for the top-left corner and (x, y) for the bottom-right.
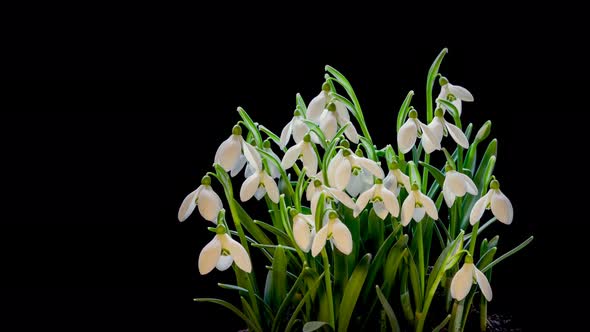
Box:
(475, 120), (492, 143)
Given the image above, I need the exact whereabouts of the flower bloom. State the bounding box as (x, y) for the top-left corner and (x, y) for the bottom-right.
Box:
(198, 230), (252, 274)
(383, 163), (411, 195)
(443, 169), (478, 207)
(451, 258), (492, 301)
(281, 134), (318, 177)
(355, 180), (400, 219)
(307, 85), (358, 143)
(397, 109), (440, 154)
(279, 109), (308, 149)
(311, 211), (353, 257)
(240, 149), (280, 203)
(401, 185), (438, 226)
(178, 175), (222, 223)
(470, 179), (513, 225)
(292, 212), (315, 252)
(327, 149), (384, 191)
(437, 76), (474, 115)
(425, 108), (469, 152)
(306, 177), (358, 216)
(214, 125), (262, 177)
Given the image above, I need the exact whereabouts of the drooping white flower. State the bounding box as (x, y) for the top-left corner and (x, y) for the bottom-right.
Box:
(311, 211), (353, 257)
(306, 178), (358, 216)
(178, 175), (223, 223)
(214, 125), (262, 177)
(401, 184), (439, 226)
(354, 179), (400, 220)
(397, 109), (440, 154)
(450, 258), (492, 301)
(198, 230), (252, 274)
(327, 149), (384, 191)
(239, 160), (280, 204)
(279, 109), (309, 149)
(345, 167), (373, 197)
(437, 76), (474, 116)
(281, 134), (318, 177)
(443, 169), (478, 207)
(426, 108), (470, 150)
(262, 141), (281, 179)
(383, 163), (411, 195)
(470, 179), (513, 225)
(316, 102), (359, 143)
(292, 211), (315, 252)
(306, 86), (329, 122)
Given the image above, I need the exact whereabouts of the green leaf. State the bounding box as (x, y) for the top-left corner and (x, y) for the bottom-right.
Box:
(396, 90), (415, 132)
(217, 283), (275, 322)
(426, 48), (448, 120)
(259, 125), (281, 147)
(337, 254), (372, 332)
(433, 314), (451, 332)
(272, 268), (309, 332)
(303, 321), (330, 332)
(375, 285), (401, 332)
(232, 198), (274, 245)
(256, 147), (296, 199)
(302, 119), (327, 147)
(442, 147), (457, 170)
(407, 161), (421, 188)
(437, 99), (462, 129)
(241, 296), (264, 332)
(194, 298), (262, 332)
(361, 226), (400, 302)
(237, 106), (263, 146)
(270, 245), (287, 312)
(296, 93), (307, 115)
(254, 220), (290, 243)
(285, 272), (325, 332)
(419, 161), (445, 187)
(481, 236), (534, 273)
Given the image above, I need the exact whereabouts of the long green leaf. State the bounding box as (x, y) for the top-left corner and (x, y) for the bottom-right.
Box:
(433, 314), (451, 332)
(194, 298), (262, 332)
(296, 93), (307, 115)
(419, 161), (445, 187)
(481, 236), (534, 273)
(272, 268), (309, 332)
(337, 254), (372, 332)
(426, 48), (448, 121)
(396, 90), (415, 132)
(237, 106), (263, 146)
(376, 285), (401, 332)
(303, 321), (329, 332)
(254, 220), (290, 242)
(285, 272), (325, 332)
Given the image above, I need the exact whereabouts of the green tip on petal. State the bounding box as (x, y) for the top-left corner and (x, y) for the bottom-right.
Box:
(328, 211), (338, 219)
(327, 102), (336, 112)
(408, 109), (418, 119)
(201, 175), (212, 186)
(490, 179), (500, 190)
(322, 82), (331, 92)
(435, 107), (444, 117)
(232, 124), (242, 135)
(439, 76), (449, 86)
(340, 139), (350, 149)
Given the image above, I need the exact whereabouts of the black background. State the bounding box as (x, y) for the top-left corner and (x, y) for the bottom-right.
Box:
(1, 6), (587, 331)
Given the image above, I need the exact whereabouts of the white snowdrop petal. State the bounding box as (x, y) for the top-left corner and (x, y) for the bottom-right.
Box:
(397, 119), (418, 154)
(281, 143), (302, 170)
(413, 207), (426, 222)
(311, 225), (329, 257)
(326, 187), (357, 210)
(451, 263), (474, 301)
(449, 84), (474, 102)
(474, 267), (493, 301)
(394, 169), (412, 193)
(262, 172), (280, 203)
(381, 187), (400, 217)
(401, 194), (416, 226)
(452, 98), (463, 116)
(239, 173), (260, 202)
(292, 117), (308, 143)
(320, 112), (338, 141)
(420, 192), (439, 220)
(446, 122), (470, 149)
(301, 144), (318, 177)
(198, 236), (222, 275)
(491, 190), (513, 225)
(355, 185), (375, 215)
(178, 187), (200, 222)
(461, 173), (478, 195)
(279, 119), (293, 149)
(335, 101), (350, 123)
(306, 181), (318, 202)
(197, 186), (222, 222)
(447, 171), (468, 196)
(244, 162), (256, 179)
(327, 151), (344, 186)
(230, 155), (247, 177)
(443, 186), (456, 207)
(331, 220), (353, 255)
(224, 235), (252, 273)
(421, 132), (438, 154)
(343, 121), (359, 143)
(307, 91), (326, 122)
(215, 255), (234, 271)
(355, 157), (384, 179)
(293, 216), (313, 252)
(383, 171), (397, 192)
(215, 135), (242, 171)
(419, 122), (441, 151)
(470, 191), (492, 225)
(242, 142), (262, 171)
(373, 201), (389, 220)
(334, 159), (352, 190)
(254, 187), (266, 200)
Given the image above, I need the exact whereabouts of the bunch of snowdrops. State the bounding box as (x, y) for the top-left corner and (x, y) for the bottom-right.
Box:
(178, 49), (532, 332)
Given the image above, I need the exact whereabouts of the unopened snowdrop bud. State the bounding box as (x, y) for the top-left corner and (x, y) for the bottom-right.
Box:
(450, 256), (493, 301)
(470, 178), (513, 225)
(437, 76), (474, 115)
(475, 120), (492, 143)
(198, 230), (252, 274)
(398, 108), (440, 154)
(280, 108), (309, 148)
(281, 133), (318, 177)
(292, 211), (315, 252)
(355, 178), (400, 219)
(443, 170), (478, 207)
(178, 175), (223, 223)
(401, 185), (438, 226)
(311, 210), (353, 257)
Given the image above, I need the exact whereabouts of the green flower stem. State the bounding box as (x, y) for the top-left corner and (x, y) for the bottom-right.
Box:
(321, 249), (336, 329)
(468, 221), (480, 256)
(421, 153), (430, 193)
(416, 221), (426, 298)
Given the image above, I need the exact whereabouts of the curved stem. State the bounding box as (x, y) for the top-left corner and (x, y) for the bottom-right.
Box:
(321, 249), (335, 328)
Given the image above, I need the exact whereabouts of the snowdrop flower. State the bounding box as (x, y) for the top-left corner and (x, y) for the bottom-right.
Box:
(178, 175), (222, 223)
(214, 125), (262, 177)
(450, 256), (492, 301)
(279, 109), (308, 149)
(397, 109), (440, 154)
(401, 184), (439, 226)
(306, 84), (358, 143)
(291, 210), (315, 252)
(306, 83), (330, 122)
(383, 162), (411, 195)
(306, 178), (358, 216)
(345, 167), (373, 197)
(281, 134), (318, 177)
(470, 179), (513, 225)
(198, 226), (252, 274)
(239, 158), (280, 203)
(426, 108), (469, 150)
(437, 76), (474, 116)
(327, 149), (384, 191)
(354, 179), (399, 220)
(443, 168), (478, 207)
(311, 211), (353, 257)
(262, 140), (281, 179)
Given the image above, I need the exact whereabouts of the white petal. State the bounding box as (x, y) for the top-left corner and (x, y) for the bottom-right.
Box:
(307, 91), (326, 122)
(355, 185), (375, 215)
(320, 112), (338, 141)
(214, 135), (242, 171)
(230, 155), (247, 177)
(331, 220), (353, 255)
(301, 144), (318, 177)
(198, 236), (222, 275)
(327, 151), (344, 186)
(254, 187), (266, 200)
(446, 171), (468, 196)
(197, 186), (222, 223)
(267, 150), (281, 179)
(451, 263), (474, 301)
(491, 190), (513, 225)
(394, 169), (411, 193)
(354, 156), (384, 179)
(335, 101), (350, 123)
(279, 119), (293, 149)
(178, 187), (200, 222)
(470, 191), (492, 225)
(310, 192), (321, 217)
(373, 201), (389, 220)
(383, 171), (397, 192)
(244, 162), (256, 178)
(242, 142), (262, 171)
(326, 187), (357, 210)
(461, 173), (478, 195)
(346, 172), (366, 197)
(306, 180), (319, 202)
(446, 122), (470, 149)
(419, 192), (439, 220)
(397, 119), (417, 154)
(419, 121), (441, 151)
(422, 118), (444, 154)
(239, 173), (260, 202)
(474, 267), (493, 301)
(449, 84), (474, 102)
(401, 194), (416, 226)
(421, 131), (438, 154)
(293, 215), (313, 252)
(215, 255), (234, 271)
(380, 186), (400, 217)
(452, 98), (463, 116)
(292, 117), (308, 143)
(443, 186), (456, 207)
(261, 171), (280, 203)
(343, 121), (359, 143)
(413, 207), (426, 222)
(222, 234), (252, 273)
(311, 225), (329, 257)
(334, 159), (352, 190)
(281, 142), (302, 170)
